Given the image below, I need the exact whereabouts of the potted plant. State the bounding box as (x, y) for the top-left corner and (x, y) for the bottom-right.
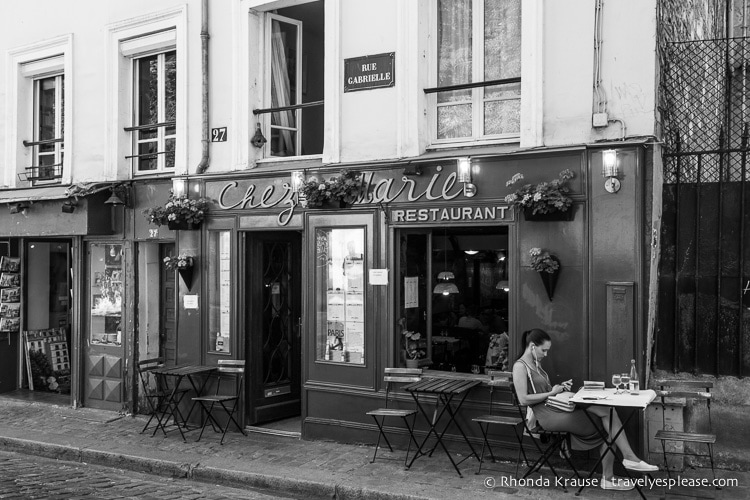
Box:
(164, 253), (195, 290)
(504, 169), (576, 220)
(529, 247), (560, 301)
(402, 330), (426, 368)
(143, 192), (210, 230)
(299, 169), (364, 208)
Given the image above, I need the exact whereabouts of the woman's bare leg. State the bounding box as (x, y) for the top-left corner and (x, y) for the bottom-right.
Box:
(600, 443), (615, 479)
(589, 406), (639, 462)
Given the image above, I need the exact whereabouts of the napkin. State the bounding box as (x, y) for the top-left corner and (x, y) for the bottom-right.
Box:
(583, 380), (605, 390)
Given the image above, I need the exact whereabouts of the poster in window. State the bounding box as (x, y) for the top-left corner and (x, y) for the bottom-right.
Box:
(0, 256), (20, 273)
(344, 258), (364, 291)
(327, 290), (345, 321)
(0, 302), (21, 318)
(344, 292), (364, 322)
(345, 321), (364, 352)
(0, 287), (20, 303)
(404, 276), (419, 308)
(0, 273), (20, 288)
(0, 317), (20, 332)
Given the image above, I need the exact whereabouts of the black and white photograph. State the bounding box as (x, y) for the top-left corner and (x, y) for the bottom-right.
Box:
(0, 317), (19, 332)
(0, 2), (746, 499)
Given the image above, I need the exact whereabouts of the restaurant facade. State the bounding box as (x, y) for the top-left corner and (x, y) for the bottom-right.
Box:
(0, 0), (663, 455)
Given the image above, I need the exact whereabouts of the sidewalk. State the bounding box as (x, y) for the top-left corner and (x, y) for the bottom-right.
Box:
(0, 396), (746, 500)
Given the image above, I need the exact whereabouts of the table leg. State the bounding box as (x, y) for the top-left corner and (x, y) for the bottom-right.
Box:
(182, 373), (212, 429)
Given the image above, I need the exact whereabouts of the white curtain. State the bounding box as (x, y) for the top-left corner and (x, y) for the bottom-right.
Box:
(271, 21), (295, 156)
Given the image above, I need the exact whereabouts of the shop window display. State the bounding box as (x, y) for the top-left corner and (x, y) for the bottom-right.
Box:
(397, 227), (509, 374)
(89, 244), (123, 346)
(315, 228), (365, 364)
(208, 231), (232, 354)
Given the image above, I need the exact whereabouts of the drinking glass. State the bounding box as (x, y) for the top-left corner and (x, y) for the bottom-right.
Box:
(611, 373), (622, 394)
(471, 364), (480, 375)
(620, 373), (630, 393)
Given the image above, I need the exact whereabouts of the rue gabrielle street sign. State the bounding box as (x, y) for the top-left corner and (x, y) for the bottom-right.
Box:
(344, 53), (395, 92)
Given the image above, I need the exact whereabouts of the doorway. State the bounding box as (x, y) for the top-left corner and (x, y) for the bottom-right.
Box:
(245, 231), (302, 433)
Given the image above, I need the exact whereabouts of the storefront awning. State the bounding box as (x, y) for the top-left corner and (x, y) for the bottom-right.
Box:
(0, 183), (114, 205)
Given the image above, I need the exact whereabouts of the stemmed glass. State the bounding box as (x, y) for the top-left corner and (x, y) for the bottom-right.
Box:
(620, 373), (631, 394)
(612, 373), (622, 394)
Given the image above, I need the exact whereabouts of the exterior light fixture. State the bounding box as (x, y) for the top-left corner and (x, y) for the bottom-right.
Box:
(251, 122), (267, 148)
(495, 280), (510, 292)
(172, 177), (188, 198)
(61, 199), (78, 213)
(290, 171), (305, 193)
(602, 149), (621, 193)
(9, 202), (29, 215)
(464, 250), (479, 255)
(457, 157), (471, 183)
(104, 189), (124, 206)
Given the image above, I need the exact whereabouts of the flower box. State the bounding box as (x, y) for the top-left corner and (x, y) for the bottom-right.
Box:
(167, 220), (202, 230)
(523, 207), (575, 221)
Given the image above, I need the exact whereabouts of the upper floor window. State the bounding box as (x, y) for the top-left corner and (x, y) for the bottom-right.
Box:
(31, 74), (65, 184)
(257, 2), (324, 158)
(433, 0), (521, 143)
(132, 50), (176, 173)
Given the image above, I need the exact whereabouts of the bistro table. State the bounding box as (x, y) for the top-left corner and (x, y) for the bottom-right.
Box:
(570, 387), (657, 499)
(151, 364), (217, 441)
(403, 375), (481, 477)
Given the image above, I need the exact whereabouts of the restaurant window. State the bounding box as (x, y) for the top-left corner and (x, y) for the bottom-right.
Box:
(89, 243), (124, 347)
(315, 227), (365, 364)
(433, 0), (521, 143)
(208, 231), (232, 354)
(396, 227), (510, 374)
(131, 49), (176, 173)
(261, 1), (324, 157)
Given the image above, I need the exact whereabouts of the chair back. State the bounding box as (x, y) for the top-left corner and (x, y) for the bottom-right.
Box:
(484, 370), (513, 414)
(137, 357), (165, 393)
(213, 359), (246, 398)
(382, 367), (421, 407)
(654, 379), (714, 431)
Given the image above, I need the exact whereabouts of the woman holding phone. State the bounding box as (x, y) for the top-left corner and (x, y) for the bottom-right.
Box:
(513, 328), (658, 491)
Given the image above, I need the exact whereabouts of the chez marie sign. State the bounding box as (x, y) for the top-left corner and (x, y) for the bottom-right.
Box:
(208, 165), (512, 227)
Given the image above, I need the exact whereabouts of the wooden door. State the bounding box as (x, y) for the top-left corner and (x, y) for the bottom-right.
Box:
(159, 244), (177, 366)
(246, 232), (301, 425)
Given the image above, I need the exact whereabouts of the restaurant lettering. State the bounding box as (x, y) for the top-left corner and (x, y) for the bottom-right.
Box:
(214, 168), (498, 226)
(390, 206), (508, 224)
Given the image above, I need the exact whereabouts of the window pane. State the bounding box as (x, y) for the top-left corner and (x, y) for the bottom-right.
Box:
(60, 76), (65, 138)
(316, 228), (365, 364)
(137, 55), (158, 126)
(165, 138), (175, 170)
(208, 231), (232, 354)
(437, 88), (472, 105)
(164, 51), (177, 123)
(271, 20), (298, 108)
(484, 0), (521, 81)
(37, 77), (56, 141)
(438, 104), (472, 140)
(438, 0), (472, 87)
(271, 128), (297, 157)
(138, 142), (157, 171)
(484, 98), (520, 135)
(90, 244), (123, 346)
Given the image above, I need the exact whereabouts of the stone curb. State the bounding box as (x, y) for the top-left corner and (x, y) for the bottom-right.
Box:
(0, 436), (436, 500)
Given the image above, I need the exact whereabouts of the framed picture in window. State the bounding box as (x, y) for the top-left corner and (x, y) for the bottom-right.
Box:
(0, 317), (20, 332)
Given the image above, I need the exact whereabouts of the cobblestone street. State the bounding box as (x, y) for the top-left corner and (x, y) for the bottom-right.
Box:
(0, 451), (291, 500)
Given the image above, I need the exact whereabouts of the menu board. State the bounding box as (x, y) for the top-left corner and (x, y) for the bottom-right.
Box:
(0, 256), (21, 333)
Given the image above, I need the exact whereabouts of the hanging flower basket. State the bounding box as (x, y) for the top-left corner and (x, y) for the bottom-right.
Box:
(164, 254), (195, 290)
(529, 248), (560, 301)
(167, 220), (201, 231)
(505, 169), (576, 220)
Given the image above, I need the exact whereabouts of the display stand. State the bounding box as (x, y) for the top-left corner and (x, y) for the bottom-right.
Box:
(23, 328), (70, 392)
(0, 256), (21, 337)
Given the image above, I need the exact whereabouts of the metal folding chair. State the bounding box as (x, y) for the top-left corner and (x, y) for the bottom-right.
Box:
(366, 367), (422, 466)
(137, 357), (188, 436)
(192, 359), (247, 445)
(472, 371), (527, 476)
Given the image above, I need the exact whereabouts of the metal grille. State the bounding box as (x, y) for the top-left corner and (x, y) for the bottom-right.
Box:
(659, 37), (750, 377)
(261, 241), (293, 386)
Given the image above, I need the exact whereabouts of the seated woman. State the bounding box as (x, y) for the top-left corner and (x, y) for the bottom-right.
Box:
(512, 328), (657, 491)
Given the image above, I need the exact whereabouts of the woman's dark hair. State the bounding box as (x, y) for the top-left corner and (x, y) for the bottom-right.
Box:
(517, 328), (551, 360)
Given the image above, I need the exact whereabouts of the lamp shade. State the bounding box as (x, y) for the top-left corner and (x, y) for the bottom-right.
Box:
(437, 271), (455, 281)
(433, 282), (459, 295)
(495, 280), (510, 291)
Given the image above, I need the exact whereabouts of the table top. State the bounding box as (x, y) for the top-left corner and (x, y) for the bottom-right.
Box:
(571, 388), (656, 408)
(403, 377), (481, 395)
(153, 364), (217, 377)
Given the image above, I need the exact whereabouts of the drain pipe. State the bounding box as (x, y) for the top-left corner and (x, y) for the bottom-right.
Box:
(196, 0), (210, 174)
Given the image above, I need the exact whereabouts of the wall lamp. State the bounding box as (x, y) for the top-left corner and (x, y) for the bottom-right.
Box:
(251, 122), (267, 148)
(172, 177), (188, 197)
(9, 202), (29, 215)
(61, 199), (78, 213)
(602, 149), (621, 193)
(456, 157), (477, 197)
(290, 170), (305, 193)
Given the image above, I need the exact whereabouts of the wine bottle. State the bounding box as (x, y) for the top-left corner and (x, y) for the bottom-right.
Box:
(629, 359), (640, 394)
